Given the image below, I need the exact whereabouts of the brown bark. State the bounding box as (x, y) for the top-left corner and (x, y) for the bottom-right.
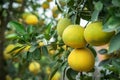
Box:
(0, 10), (7, 80)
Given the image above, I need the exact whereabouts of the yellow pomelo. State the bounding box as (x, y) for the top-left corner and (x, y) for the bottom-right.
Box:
(4, 43), (24, 56)
(6, 75), (12, 80)
(68, 48), (95, 72)
(25, 14), (38, 25)
(51, 72), (61, 80)
(52, 6), (60, 18)
(28, 61), (41, 74)
(22, 12), (31, 19)
(3, 44), (15, 60)
(49, 49), (55, 55)
(57, 18), (72, 36)
(47, 0), (52, 2)
(38, 41), (44, 47)
(45, 66), (51, 75)
(84, 21), (115, 46)
(62, 25), (86, 48)
(42, 2), (49, 9)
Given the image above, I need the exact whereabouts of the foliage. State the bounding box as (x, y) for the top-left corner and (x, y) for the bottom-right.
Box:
(1, 0), (120, 80)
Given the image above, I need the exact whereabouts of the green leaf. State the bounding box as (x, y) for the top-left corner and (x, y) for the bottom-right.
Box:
(32, 48), (41, 60)
(111, 58), (120, 72)
(112, 0), (120, 7)
(103, 17), (120, 32)
(88, 45), (97, 57)
(5, 33), (19, 39)
(108, 32), (120, 53)
(8, 21), (26, 34)
(91, 1), (103, 21)
(29, 45), (37, 52)
(27, 25), (35, 34)
(91, 10), (99, 21)
(98, 49), (108, 54)
(94, 1), (103, 11)
(41, 46), (49, 55)
(98, 59), (112, 66)
(44, 23), (52, 40)
(66, 67), (78, 80)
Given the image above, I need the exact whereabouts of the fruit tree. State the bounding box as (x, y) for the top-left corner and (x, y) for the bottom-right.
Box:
(1, 0), (120, 80)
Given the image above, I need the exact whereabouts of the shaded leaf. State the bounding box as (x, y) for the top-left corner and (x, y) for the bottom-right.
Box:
(111, 58), (120, 72)
(32, 48), (41, 60)
(29, 45), (37, 52)
(108, 32), (120, 53)
(98, 49), (108, 54)
(112, 0), (120, 7)
(103, 16), (120, 32)
(66, 67), (78, 80)
(88, 46), (97, 57)
(49, 61), (65, 80)
(41, 46), (49, 55)
(99, 59), (112, 66)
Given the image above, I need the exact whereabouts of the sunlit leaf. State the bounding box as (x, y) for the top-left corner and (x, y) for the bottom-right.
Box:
(44, 23), (52, 40)
(91, 1), (103, 21)
(26, 25), (35, 34)
(5, 33), (19, 39)
(8, 21), (26, 34)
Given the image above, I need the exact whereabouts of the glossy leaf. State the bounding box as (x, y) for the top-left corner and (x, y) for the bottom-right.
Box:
(27, 25), (35, 34)
(5, 33), (19, 39)
(108, 32), (120, 53)
(91, 1), (103, 21)
(44, 23), (52, 40)
(98, 49), (108, 54)
(8, 21), (26, 34)
(103, 16), (120, 32)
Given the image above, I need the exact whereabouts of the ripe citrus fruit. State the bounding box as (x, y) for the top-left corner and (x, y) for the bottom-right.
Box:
(42, 2), (49, 9)
(51, 72), (61, 80)
(52, 6), (59, 18)
(68, 48), (95, 72)
(47, 0), (52, 2)
(57, 18), (72, 37)
(62, 25), (87, 48)
(3, 44), (14, 60)
(28, 61), (41, 74)
(25, 14), (38, 25)
(84, 21), (115, 46)
(22, 12), (31, 19)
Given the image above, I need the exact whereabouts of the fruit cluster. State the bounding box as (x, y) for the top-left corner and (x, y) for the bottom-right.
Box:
(56, 18), (115, 72)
